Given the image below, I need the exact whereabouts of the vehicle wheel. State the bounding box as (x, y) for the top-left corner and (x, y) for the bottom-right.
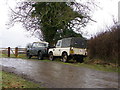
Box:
(49, 53), (54, 61)
(62, 53), (68, 63)
(38, 52), (43, 60)
(26, 52), (32, 59)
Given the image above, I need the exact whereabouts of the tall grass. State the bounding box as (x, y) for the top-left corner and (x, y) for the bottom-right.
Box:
(88, 24), (119, 65)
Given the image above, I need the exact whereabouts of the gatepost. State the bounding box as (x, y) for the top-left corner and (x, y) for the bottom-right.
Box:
(8, 47), (10, 57)
(15, 47), (18, 57)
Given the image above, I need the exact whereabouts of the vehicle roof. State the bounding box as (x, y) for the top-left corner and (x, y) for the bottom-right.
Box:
(33, 41), (49, 44)
(60, 37), (85, 41)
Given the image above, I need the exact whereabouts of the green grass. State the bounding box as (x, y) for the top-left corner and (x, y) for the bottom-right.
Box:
(0, 54), (16, 58)
(74, 63), (120, 72)
(0, 71), (41, 88)
(0, 54), (7, 58)
(0, 54), (27, 59)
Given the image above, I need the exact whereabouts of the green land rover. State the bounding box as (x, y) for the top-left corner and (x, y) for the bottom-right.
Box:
(26, 41), (49, 60)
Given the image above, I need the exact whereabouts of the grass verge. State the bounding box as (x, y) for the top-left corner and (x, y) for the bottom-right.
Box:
(0, 71), (41, 88)
(72, 63), (120, 72)
(0, 54), (27, 59)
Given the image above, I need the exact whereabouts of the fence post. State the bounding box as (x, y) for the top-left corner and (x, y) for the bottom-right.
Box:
(15, 47), (18, 57)
(8, 47), (10, 57)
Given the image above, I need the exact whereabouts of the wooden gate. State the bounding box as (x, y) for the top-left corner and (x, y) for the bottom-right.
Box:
(0, 47), (26, 57)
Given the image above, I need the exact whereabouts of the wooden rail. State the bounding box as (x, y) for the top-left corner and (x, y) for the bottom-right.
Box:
(0, 47), (26, 57)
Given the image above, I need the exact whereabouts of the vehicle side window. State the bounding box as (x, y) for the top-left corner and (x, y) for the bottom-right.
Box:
(38, 43), (47, 47)
(56, 40), (62, 47)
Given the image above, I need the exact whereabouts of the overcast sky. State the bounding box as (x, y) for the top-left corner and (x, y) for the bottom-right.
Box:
(0, 0), (119, 48)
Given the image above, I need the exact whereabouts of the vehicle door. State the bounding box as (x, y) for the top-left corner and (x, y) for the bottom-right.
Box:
(53, 40), (62, 56)
(31, 42), (38, 55)
(37, 43), (47, 54)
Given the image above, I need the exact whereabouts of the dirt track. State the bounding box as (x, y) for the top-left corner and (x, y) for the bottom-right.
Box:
(0, 58), (119, 88)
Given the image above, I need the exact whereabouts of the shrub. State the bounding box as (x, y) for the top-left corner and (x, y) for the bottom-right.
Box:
(88, 24), (119, 65)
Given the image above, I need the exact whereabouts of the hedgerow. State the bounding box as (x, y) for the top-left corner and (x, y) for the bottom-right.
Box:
(88, 24), (119, 65)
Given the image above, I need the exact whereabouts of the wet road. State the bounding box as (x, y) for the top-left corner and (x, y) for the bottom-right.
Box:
(0, 58), (119, 88)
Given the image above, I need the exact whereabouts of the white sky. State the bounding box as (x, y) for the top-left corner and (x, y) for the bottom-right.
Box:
(0, 0), (119, 48)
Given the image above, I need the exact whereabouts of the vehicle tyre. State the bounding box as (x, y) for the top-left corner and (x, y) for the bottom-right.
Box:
(38, 52), (43, 60)
(62, 53), (68, 63)
(26, 52), (32, 59)
(49, 52), (54, 61)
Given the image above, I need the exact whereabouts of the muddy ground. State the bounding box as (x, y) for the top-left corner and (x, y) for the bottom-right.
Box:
(0, 58), (119, 88)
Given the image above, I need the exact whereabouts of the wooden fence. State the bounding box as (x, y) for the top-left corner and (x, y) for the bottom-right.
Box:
(0, 47), (26, 57)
